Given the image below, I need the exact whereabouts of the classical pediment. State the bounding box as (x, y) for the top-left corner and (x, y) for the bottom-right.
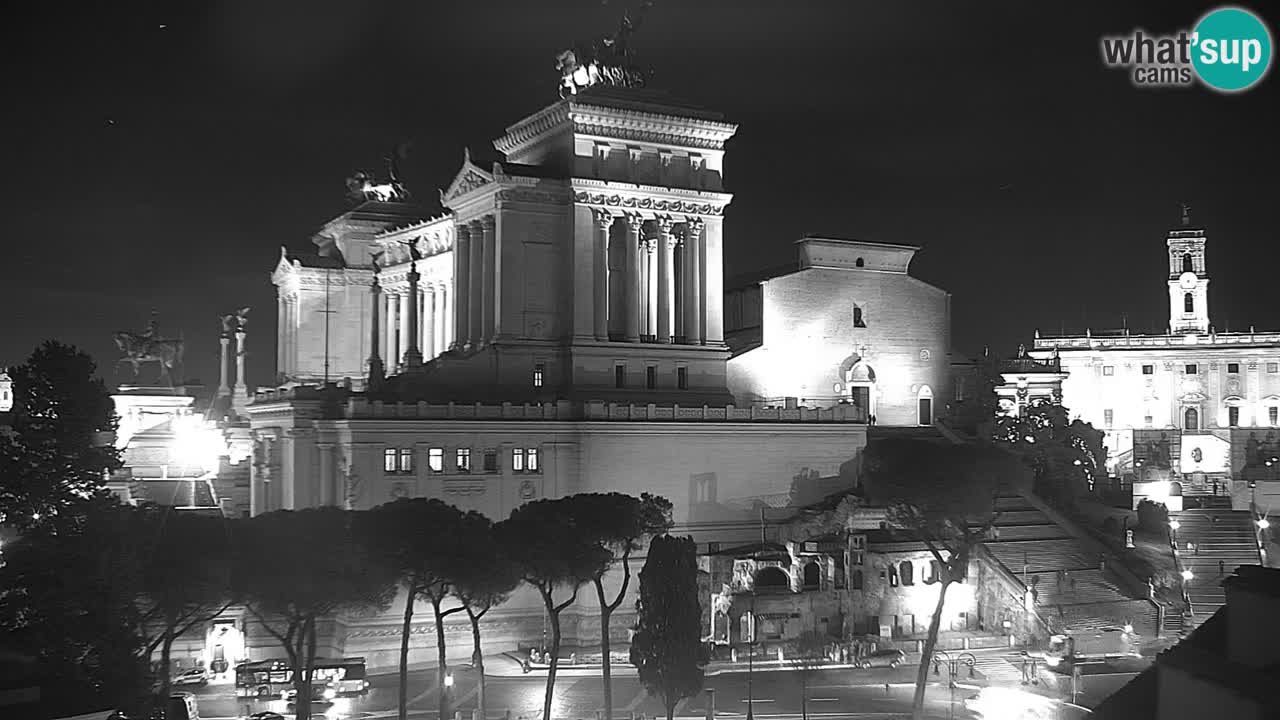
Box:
(271, 246), (298, 285)
(440, 149), (495, 206)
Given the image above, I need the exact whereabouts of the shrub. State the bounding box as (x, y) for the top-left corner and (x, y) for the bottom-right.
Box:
(1136, 499), (1169, 534)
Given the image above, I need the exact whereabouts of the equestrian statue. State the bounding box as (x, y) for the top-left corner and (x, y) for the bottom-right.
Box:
(114, 313), (185, 386)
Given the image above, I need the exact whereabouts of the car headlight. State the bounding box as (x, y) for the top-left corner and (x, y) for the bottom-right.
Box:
(324, 688), (337, 700)
(1045, 656), (1061, 667)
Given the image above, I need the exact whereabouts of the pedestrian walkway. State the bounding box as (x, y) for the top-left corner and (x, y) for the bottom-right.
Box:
(1171, 507), (1261, 626)
(969, 653), (1025, 684)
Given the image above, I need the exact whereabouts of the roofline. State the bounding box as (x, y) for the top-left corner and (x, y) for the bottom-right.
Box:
(794, 236), (922, 251)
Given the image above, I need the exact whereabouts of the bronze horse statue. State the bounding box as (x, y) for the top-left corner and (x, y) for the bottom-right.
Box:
(114, 331), (184, 385)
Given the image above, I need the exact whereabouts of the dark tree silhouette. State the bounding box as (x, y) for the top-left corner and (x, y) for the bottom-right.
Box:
(0, 341), (120, 530)
(498, 498), (611, 720)
(860, 438), (1030, 720)
(995, 400), (1106, 508)
(629, 535), (707, 720)
(450, 512), (521, 720)
(572, 492), (673, 720)
(368, 498), (472, 720)
(234, 508), (396, 720)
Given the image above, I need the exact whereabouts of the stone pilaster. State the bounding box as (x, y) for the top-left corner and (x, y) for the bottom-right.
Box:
(593, 210), (613, 341)
(624, 214), (642, 342)
(454, 224), (471, 350)
(481, 215), (497, 344)
(468, 219), (484, 347)
(684, 218), (704, 345)
(657, 216), (676, 344)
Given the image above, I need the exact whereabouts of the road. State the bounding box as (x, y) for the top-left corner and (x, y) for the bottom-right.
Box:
(186, 655), (1145, 720)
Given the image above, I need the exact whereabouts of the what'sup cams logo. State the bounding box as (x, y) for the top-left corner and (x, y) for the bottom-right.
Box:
(1101, 6), (1272, 92)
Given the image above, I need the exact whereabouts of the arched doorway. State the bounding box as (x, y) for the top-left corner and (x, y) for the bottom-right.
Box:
(917, 385), (934, 426)
(802, 562), (821, 590)
(754, 566), (789, 591)
(1184, 407), (1200, 431)
(844, 361), (877, 421)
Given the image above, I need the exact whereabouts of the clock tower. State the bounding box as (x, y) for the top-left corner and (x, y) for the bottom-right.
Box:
(1167, 205), (1210, 335)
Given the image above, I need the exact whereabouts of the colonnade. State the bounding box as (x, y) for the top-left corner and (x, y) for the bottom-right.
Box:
(596, 211), (707, 344)
(377, 282), (452, 373)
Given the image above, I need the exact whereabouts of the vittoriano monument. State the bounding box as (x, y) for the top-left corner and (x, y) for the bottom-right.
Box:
(114, 312), (185, 386)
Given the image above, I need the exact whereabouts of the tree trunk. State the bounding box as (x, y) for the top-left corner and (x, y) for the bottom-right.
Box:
(595, 578), (614, 720)
(432, 597), (450, 720)
(800, 671), (808, 720)
(541, 591), (563, 720)
(159, 628), (175, 720)
(912, 580), (952, 720)
(665, 698), (676, 720)
(399, 585), (416, 720)
(468, 609), (486, 720)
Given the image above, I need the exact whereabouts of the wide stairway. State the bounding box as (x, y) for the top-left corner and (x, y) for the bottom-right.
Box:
(1170, 504), (1261, 626)
(983, 496), (1159, 637)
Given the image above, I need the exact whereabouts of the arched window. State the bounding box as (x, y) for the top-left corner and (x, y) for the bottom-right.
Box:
(1184, 293), (1194, 313)
(754, 566), (789, 590)
(1184, 407), (1199, 431)
(853, 306), (866, 328)
(852, 569), (864, 590)
(888, 566), (899, 587)
(855, 257), (865, 268)
(802, 562), (821, 589)
(1183, 253), (1194, 273)
(926, 560), (940, 584)
(899, 560), (914, 586)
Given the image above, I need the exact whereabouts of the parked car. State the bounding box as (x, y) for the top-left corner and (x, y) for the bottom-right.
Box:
(172, 669), (209, 687)
(857, 648), (906, 669)
(245, 712), (285, 720)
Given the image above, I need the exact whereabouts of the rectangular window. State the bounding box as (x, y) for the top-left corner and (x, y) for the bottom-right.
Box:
(456, 448), (471, 473)
(615, 365), (626, 388)
(1270, 407), (1278, 426)
(1104, 409), (1114, 427)
(428, 447), (444, 473)
(483, 450), (498, 473)
(398, 448), (413, 473)
(1144, 415), (1153, 427)
(1228, 363), (1240, 374)
(1229, 406), (1240, 427)
(1186, 364), (1198, 375)
(527, 447), (539, 472)
(1270, 363), (1279, 374)
(383, 448), (397, 474)
(512, 448), (525, 472)
(677, 366), (688, 390)
(533, 363), (545, 388)
(1142, 364), (1154, 375)
(1103, 366), (1114, 376)
(646, 365), (656, 389)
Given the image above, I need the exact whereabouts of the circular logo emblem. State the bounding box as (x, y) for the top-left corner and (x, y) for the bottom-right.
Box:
(1192, 7), (1273, 92)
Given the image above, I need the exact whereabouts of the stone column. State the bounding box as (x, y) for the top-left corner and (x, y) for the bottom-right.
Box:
(453, 225), (471, 350)
(234, 329), (248, 398)
(398, 291), (413, 367)
(218, 333), (232, 397)
(368, 274), (384, 388)
(657, 216), (676, 344)
(275, 295), (286, 378)
(439, 286), (450, 353)
(703, 218), (725, 345)
(646, 240), (658, 339)
(403, 260), (423, 370)
(593, 210), (613, 341)
(468, 219), (484, 347)
(684, 218), (704, 345)
(625, 214), (642, 342)
(424, 285), (437, 359)
(386, 290), (399, 372)
(481, 215), (497, 344)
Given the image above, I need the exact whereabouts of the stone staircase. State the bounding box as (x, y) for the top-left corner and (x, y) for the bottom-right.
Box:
(1171, 507), (1261, 625)
(981, 496), (1158, 637)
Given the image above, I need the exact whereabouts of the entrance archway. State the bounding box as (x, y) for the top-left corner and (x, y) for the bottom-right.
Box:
(1184, 407), (1199, 431)
(917, 385), (934, 426)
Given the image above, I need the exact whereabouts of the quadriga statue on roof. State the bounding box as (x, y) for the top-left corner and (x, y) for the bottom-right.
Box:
(556, 1), (653, 97)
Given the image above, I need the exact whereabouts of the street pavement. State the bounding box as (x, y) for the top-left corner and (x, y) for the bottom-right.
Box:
(186, 652), (1146, 720)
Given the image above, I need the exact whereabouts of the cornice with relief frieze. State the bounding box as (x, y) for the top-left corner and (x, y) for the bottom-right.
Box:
(568, 104), (737, 150)
(493, 103), (573, 156)
(571, 179), (731, 218)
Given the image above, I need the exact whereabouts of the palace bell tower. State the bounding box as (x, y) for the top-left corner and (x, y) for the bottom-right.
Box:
(1167, 205), (1210, 335)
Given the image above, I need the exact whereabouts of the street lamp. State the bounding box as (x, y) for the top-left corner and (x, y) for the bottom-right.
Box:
(1257, 518), (1271, 530)
(932, 651), (976, 720)
(1181, 568), (1194, 582)
(746, 594), (756, 720)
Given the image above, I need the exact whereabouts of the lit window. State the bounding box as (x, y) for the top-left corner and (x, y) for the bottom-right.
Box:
(677, 366), (688, 390)
(483, 450), (498, 473)
(383, 448), (397, 473)
(1144, 415), (1153, 426)
(646, 366), (656, 389)
(428, 447), (444, 473)
(456, 448), (471, 473)
(1103, 366), (1114, 376)
(1104, 409), (1114, 427)
(398, 448), (413, 473)
(527, 447), (539, 472)
(1186, 364), (1198, 375)
(888, 567), (899, 588)
(1142, 364), (1154, 375)
(1229, 406), (1240, 427)
(615, 365), (626, 388)
(513, 448), (525, 472)
(1270, 407), (1278, 426)
(533, 363), (545, 388)
(1228, 363), (1240, 374)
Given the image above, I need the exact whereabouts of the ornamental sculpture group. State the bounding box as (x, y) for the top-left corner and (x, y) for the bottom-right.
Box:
(556, 1), (654, 97)
(114, 314), (184, 386)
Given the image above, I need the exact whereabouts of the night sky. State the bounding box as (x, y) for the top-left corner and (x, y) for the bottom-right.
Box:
(4, 1), (1278, 391)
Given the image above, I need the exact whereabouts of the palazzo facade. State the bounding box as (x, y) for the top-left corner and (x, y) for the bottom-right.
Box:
(1030, 214), (1280, 512)
(247, 83), (953, 669)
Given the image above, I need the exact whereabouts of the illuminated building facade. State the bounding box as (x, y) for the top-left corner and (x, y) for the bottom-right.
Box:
(1030, 213), (1280, 512)
(246, 81), (956, 668)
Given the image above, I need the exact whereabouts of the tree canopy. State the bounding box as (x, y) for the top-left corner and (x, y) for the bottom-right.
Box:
(630, 534), (707, 720)
(994, 400), (1107, 506)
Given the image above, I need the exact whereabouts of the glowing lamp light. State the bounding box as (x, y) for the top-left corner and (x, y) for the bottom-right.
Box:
(1123, 623), (1134, 634)
(0, 371), (12, 412)
(1181, 569), (1194, 582)
(1044, 656), (1060, 668)
(1170, 520), (1181, 531)
(323, 687), (337, 700)
(444, 673), (454, 688)
(1258, 518), (1271, 530)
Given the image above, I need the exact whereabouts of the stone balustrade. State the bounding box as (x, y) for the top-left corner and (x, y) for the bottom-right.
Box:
(1035, 331), (1280, 350)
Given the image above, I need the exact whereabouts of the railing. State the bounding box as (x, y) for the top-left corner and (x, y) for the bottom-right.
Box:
(330, 398), (868, 423)
(1035, 330), (1280, 350)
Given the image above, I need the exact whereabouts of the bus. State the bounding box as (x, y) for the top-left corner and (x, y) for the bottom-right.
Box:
(235, 658), (369, 699)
